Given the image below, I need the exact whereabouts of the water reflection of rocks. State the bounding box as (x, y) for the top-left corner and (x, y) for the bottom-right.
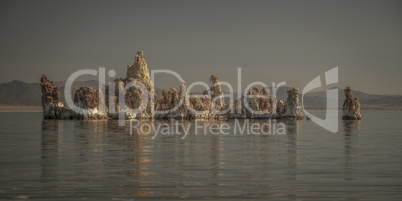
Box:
(343, 120), (360, 180)
(41, 120), (155, 196)
(40, 119), (300, 198)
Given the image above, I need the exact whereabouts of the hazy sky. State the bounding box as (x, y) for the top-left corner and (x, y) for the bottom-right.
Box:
(0, 0), (401, 95)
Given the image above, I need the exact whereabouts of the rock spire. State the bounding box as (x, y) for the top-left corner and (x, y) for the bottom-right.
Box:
(342, 87), (362, 120)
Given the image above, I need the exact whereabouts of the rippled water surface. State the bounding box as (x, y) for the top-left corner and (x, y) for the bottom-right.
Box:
(0, 112), (402, 200)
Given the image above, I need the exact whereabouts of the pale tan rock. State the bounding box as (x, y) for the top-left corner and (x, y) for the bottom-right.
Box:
(259, 88), (271, 113)
(124, 51), (156, 118)
(276, 100), (285, 116)
(210, 75), (225, 110)
(41, 75), (109, 120)
(74, 86), (108, 119)
(245, 87), (260, 118)
(237, 87), (274, 118)
(283, 88), (304, 119)
(342, 87), (362, 120)
(40, 74), (68, 119)
(172, 80), (190, 119)
(126, 51), (150, 82)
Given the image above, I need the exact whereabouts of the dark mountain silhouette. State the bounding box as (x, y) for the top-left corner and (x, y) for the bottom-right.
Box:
(0, 80), (42, 106)
(0, 80), (104, 106)
(302, 87), (402, 108)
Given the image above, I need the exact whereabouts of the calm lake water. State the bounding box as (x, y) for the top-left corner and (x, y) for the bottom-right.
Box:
(0, 112), (401, 200)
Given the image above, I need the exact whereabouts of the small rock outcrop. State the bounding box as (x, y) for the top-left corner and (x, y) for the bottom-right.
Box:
(127, 51), (151, 81)
(245, 87), (274, 118)
(74, 87), (108, 119)
(41, 75), (108, 120)
(342, 87), (362, 120)
(283, 88), (304, 119)
(246, 87), (261, 118)
(225, 87), (277, 119)
(210, 75), (225, 111)
(259, 88), (272, 113)
(155, 86), (182, 119)
(276, 100), (285, 116)
(40, 75), (65, 119)
(155, 80), (214, 119)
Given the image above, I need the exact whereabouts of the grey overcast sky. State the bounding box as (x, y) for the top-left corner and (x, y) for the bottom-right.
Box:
(0, 0), (401, 95)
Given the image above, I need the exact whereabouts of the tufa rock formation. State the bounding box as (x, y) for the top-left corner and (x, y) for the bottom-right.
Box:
(259, 88), (272, 113)
(127, 51), (151, 81)
(155, 80), (214, 119)
(244, 87), (274, 118)
(209, 75), (225, 111)
(283, 88), (304, 119)
(124, 51), (156, 118)
(40, 74), (65, 119)
(342, 87), (362, 120)
(40, 51), (343, 121)
(276, 100), (285, 116)
(40, 75), (108, 120)
(73, 87), (108, 119)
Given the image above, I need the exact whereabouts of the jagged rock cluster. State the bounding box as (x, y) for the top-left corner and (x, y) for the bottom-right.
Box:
(41, 75), (108, 119)
(227, 87), (275, 119)
(154, 80), (216, 119)
(342, 87), (362, 120)
(41, 51), (321, 120)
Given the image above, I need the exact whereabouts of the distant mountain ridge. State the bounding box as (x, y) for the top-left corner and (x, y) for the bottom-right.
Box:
(1, 80), (401, 110)
(0, 80), (102, 106)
